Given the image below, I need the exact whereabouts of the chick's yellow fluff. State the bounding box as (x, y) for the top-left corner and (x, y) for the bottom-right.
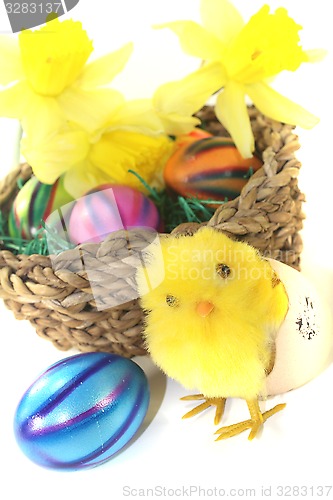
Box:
(137, 227), (289, 400)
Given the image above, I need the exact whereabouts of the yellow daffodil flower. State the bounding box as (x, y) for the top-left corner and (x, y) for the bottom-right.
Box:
(21, 100), (174, 198)
(18, 70), (222, 197)
(153, 62), (226, 136)
(156, 0), (325, 157)
(108, 64), (225, 138)
(0, 17), (133, 134)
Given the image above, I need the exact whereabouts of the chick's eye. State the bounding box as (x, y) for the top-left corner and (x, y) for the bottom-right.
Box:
(216, 263), (231, 279)
(166, 294), (179, 307)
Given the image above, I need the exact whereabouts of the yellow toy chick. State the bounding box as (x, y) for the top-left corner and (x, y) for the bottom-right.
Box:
(136, 226), (289, 440)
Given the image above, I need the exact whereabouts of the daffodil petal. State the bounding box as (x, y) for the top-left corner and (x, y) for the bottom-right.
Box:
(0, 81), (66, 144)
(22, 95), (66, 143)
(153, 62), (226, 135)
(200, 0), (244, 44)
(110, 99), (164, 134)
(77, 42), (134, 89)
(0, 35), (24, 85)
(63, 160), (111, 198)
(304, 49), (328, 63)
(247, 81), (319, 129)
(58, 87), (125, 132)
(157, 113), (201, 136)
(215, 83), (254, 158)
(0, 82), (29, 118)
(21, 129), (90, 184)
(0, 86), (63, 144)
(155, 21), (225, 60)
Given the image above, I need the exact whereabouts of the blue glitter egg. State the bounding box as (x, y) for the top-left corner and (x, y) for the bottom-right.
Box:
(13, 353), (150, 470)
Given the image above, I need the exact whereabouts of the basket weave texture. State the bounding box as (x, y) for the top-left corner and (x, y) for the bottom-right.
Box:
(0, 106), (304, 357)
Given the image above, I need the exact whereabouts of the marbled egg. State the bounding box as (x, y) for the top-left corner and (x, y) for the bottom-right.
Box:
(68, 184), (161, 244)
(175, 129), (212, 149)
(163, 136), (263, 206)
(8, 176), (74, 240)
(14, 353), (150, 470)
(265, 259), (333, 397)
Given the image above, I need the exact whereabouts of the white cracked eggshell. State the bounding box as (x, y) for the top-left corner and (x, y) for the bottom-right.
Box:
(265, 259), (333, 397)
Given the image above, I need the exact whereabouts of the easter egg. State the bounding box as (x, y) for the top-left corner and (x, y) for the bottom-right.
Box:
(14, 353), (150, 470)
(265, 260), (333, 397)
(175, 129), (212, 149)
(8, 176), (74, 240)
(68, 184), (161, 245)
(163, 136), (263, 205)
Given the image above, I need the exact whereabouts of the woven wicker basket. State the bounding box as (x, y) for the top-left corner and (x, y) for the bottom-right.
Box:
(0, 106), (304, 357)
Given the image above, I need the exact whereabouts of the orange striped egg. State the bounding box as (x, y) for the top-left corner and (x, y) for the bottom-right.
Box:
(163, 137), (263, 206)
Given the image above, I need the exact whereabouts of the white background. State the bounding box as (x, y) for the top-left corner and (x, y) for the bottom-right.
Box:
(0, 1), (333, 498)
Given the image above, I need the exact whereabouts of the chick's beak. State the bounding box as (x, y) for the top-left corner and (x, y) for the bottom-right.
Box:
(196, 301), (215, 318)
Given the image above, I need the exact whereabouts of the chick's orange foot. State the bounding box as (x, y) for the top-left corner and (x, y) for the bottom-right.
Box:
(215, 399), (286, 441)
(181, 394), (226, 425)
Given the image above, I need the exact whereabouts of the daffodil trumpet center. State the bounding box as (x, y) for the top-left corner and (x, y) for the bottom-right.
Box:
(19, 18), (93, 97)
(222, 6), (308, 85)
(89, 130), (173, 189)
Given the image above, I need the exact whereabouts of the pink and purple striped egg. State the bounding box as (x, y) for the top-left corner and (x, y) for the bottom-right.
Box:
(68, 184), (161, 244)
(13, 353), (150, 470)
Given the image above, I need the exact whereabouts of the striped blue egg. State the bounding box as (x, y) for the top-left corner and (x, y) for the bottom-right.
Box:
(13, 353), (150, 470)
